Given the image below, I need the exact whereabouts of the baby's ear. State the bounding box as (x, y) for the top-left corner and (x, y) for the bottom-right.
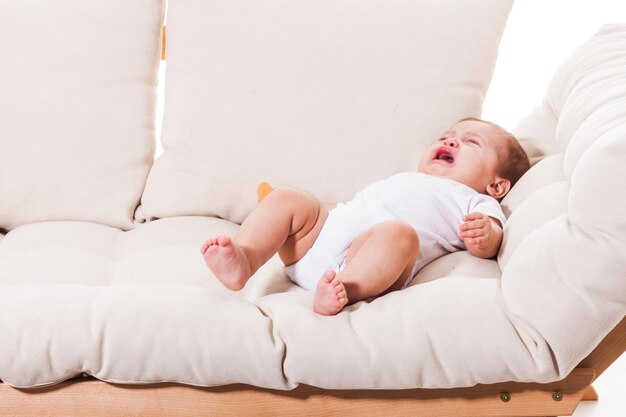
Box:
(486, 176), (511, 200)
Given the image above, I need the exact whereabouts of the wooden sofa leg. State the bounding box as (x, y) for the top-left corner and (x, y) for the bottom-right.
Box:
(581, 385), (598, 401)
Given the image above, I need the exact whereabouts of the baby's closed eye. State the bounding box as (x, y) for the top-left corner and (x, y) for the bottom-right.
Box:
(463, 138), (481, 146)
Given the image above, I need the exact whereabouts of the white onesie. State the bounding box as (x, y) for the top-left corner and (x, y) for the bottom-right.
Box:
(283, 172), (507, 290)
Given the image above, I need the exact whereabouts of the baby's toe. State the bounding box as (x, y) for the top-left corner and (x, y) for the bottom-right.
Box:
(217, 236), (232, 246)
(201, 240), (214, 253)
(322, 270), (336, 283)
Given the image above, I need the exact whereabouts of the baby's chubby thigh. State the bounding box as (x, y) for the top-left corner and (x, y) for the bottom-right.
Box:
(274, 185), (336, 266)
(344, 219), (419, 263)
(333, 218), (421, 298)
(283, 202), (383, 289)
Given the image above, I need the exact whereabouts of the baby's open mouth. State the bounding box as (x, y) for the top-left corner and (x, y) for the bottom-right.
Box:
(434, 147), (455, 164)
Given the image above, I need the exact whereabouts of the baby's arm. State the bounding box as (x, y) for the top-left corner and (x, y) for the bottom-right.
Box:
(458, 212), (503, 259)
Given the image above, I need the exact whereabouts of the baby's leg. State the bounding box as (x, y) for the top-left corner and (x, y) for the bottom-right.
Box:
(313, 220), (419, 315)
(201, 186), (333, 290)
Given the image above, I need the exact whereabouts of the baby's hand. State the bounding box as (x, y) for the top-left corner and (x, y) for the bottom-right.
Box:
(458, 212), (494, 250)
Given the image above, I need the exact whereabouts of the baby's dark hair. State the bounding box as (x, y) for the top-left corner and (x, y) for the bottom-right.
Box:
(459, 117), (530, 188)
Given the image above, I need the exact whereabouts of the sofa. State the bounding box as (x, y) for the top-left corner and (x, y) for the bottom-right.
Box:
(1, 1), (625, 416)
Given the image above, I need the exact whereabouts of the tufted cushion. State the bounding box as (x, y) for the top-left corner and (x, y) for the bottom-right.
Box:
(0, 218), (290, 389)
(138, 0), (513, 224)
(1, 23), (625, 392)
(499, 25), (626, 373)
(500, 24), (626, 378)
(0, 0), (164, 231)
(0, 218), (566, 389)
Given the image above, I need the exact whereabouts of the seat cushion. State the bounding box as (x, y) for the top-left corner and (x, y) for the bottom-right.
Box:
(0, 217), (563, 389)
(138, 0), (513, 224)
(0, 0), (164, 231)
(0, 217), (289, 389)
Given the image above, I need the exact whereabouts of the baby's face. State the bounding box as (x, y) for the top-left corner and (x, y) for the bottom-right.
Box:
(418, 120), (503, 195)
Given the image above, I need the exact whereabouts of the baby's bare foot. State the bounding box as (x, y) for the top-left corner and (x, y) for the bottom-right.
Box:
(201, 236), (251, 291)
(313, 270), (348, 315)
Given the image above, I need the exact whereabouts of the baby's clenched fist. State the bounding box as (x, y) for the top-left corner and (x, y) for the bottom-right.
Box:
(458, 212), (494, 250)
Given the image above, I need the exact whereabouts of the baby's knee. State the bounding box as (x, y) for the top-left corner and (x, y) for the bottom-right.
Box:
(265, 185), (319, 213)
(268, 185), (297, 199)
(266, 185), (304, 205)
(382, 220), (419, 251)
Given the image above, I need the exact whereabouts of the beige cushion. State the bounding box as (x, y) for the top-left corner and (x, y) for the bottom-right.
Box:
(138, 0), (513, 224)
(0, 218), (289, 389)
(502, 24), (626, 378)
(0, 0), (164, 231)
(498, 155), (567, 267)
(2, 17), (625, 394)
(0, 218), (568, 389)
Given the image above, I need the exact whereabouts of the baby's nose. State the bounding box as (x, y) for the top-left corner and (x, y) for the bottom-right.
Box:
(444, 138), (459, 148)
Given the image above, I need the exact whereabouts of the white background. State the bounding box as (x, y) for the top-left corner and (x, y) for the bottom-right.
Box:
(483, 0), (626, 130)
(154, 3), (626, 415)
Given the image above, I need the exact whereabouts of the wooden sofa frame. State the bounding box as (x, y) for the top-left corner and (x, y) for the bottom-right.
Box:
(1, 29), (624, 417)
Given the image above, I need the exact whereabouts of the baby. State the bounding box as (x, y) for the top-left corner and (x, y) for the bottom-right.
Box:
(201, 118), (530, 315)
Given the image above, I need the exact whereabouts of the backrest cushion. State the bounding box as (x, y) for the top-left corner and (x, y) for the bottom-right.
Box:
(500, 25), (626, 376)
(0, 0), (164, 231)
(138, 0), (513, 224)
